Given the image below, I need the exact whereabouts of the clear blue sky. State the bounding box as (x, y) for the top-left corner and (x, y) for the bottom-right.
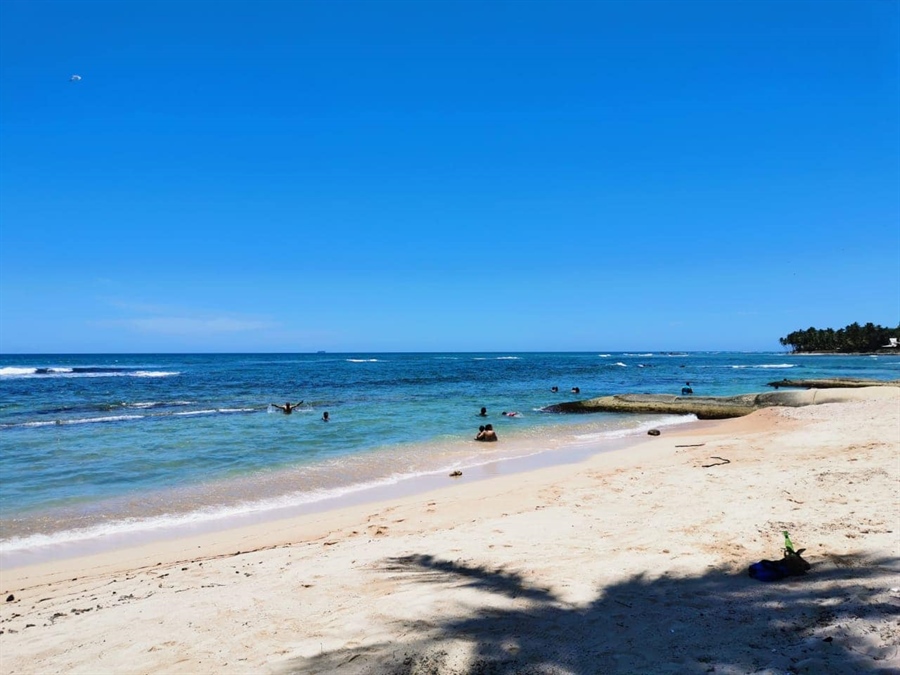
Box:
(1, 0), (897, 353)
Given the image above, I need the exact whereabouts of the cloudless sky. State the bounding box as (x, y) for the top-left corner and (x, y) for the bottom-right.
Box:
(1, 0), (898, 353)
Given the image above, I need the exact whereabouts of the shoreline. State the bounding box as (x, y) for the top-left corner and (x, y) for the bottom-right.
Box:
(2, 388), (898, 673)
(1, 413), (705, 572)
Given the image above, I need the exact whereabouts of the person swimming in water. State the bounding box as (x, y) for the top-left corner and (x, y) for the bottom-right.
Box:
(478, 407), (487, 417)
(322, 411), (330, 422)
(272, 401), (303, 414)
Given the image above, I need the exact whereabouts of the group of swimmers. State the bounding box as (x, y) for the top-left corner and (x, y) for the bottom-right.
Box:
(274, 382), (590, 435)
(270, 401), (329, 422)
(474, 385), (581, 442)
(274, 380), (692, 443)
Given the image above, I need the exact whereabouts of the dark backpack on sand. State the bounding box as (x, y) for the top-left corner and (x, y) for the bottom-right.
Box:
(748, 548), (811, 582)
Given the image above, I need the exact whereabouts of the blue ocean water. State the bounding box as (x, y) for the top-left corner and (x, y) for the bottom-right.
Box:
(1, 352), (898, 562)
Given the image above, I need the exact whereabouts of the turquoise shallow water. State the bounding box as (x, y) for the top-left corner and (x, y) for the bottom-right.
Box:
(1, 352), (898, 559)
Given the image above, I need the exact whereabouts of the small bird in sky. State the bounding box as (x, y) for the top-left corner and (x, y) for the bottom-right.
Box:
(70, 75), (82, 82)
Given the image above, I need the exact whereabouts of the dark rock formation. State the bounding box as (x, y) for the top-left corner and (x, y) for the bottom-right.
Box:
(766, 378), (900, 389)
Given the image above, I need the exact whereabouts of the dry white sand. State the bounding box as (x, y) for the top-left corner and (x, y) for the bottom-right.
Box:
(2, 388), (898, 674)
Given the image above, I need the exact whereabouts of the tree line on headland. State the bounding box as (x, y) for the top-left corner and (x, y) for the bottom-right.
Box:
(779, 322), (900, 353)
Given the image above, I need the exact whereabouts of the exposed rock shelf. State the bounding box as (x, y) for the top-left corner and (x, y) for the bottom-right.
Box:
(542, 386), (899, 420)
(766, 377), (900, 389)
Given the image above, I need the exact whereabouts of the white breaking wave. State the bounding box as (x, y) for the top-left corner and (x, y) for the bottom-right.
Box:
(346, 359), (379, 363)
(0, 367), (179, 379)
(570, 414), (697, 444)
(1, 407), (255, 430)
(69, 414), (145, 424)
(172, 408), (255, 417)
(731, 364), (794, 369)
(0, 367), (35, 376)
(14, 415), (148, 428)
(127, 401), (193, 409)
(0, 367), (72, 376)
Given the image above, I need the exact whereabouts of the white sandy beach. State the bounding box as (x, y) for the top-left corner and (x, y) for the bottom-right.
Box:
(1, 387), (898, 674)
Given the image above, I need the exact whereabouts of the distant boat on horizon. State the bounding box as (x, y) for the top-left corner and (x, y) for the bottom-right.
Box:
(317, 350), (326, 354)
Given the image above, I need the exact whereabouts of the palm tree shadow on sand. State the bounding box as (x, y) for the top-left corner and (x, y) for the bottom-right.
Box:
(282, 551), (899, 674)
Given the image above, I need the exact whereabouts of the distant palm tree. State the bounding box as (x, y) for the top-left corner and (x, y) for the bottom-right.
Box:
(779, 322), (900, 353)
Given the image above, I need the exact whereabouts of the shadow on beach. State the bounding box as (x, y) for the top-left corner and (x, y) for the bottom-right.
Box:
(282, 551), (898, 674)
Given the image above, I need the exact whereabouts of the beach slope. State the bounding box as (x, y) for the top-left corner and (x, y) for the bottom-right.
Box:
(2, 388), (898, 674)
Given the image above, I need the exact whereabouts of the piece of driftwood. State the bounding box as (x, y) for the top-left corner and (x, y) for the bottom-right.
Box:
(701, 456), (731, 468)
(675, 443), (705, 448)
